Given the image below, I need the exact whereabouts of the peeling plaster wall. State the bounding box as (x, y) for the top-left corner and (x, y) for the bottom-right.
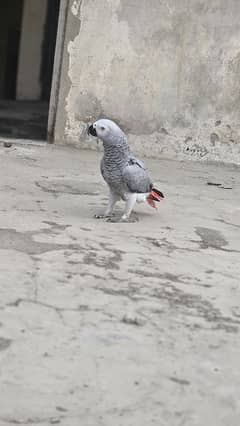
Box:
(54, 0), (240, 163)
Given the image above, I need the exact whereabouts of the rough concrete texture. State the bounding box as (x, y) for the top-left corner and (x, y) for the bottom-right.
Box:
(0, 142), (240, 425)
(54, 0), (240, 164)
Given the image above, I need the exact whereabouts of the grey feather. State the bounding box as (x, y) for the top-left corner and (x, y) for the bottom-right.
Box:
(128, 155), (146, 170)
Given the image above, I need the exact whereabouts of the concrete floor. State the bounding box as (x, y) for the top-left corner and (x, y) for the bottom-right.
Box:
(0, 101), (48, 140)
(0, 143), (240, 426)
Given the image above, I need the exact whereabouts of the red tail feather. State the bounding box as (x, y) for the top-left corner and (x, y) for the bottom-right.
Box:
(146, 188), (164, 209)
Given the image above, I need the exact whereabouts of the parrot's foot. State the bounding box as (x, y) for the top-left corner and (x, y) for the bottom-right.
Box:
(94, 213), (115, 219)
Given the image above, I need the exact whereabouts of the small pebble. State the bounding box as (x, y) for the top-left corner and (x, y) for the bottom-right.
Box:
(56, 406), (68, 413)
(122, 314), (144, 326)
(3, 142), (12, 148)
(50, 418), (61, 425)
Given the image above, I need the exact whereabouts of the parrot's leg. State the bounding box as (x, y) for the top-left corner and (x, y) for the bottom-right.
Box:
(95, 190), (119, 219)
(121, 193), (137, 221)
(105, 190), (120, 215)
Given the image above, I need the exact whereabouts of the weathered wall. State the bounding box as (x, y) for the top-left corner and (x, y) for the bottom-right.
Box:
(17, 0), (47, 100)
(54, 0), (240, 163)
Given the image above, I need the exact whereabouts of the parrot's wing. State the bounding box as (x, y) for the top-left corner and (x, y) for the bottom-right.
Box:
(122, 159), (153, 193)
(128, 155), (146, 170)
(100, 157), (108, 183)
(100, 158), (104, 177)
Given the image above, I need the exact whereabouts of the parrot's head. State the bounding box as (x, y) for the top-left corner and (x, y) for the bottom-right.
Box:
(88, 119), (125, 145)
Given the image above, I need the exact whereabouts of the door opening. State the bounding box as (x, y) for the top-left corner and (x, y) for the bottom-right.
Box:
(0, 0), (60, 141)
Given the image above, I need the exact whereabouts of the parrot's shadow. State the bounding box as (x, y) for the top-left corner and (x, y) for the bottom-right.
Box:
(94, 208), (156, 223)
(107, 214), (139, 223)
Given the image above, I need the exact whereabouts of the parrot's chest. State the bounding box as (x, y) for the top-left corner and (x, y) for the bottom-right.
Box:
(102, 166), (123, 186)
(101, 158), (126, 193)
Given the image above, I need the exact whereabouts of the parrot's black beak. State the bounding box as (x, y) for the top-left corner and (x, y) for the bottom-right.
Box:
(87, 124), (97, 137)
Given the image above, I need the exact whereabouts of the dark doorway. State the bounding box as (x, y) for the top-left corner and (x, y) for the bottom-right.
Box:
(0, 1), (23, 100)
(0, 0), (60, 141)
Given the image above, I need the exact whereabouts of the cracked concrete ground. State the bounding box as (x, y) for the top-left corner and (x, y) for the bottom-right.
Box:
(0, 143), (240, 426)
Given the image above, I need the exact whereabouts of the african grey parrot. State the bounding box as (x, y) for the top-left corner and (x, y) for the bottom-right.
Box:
(88, 119), (164, 221)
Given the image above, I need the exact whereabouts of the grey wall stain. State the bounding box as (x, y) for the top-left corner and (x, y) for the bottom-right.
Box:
(0, 337), (12, 351)
(74, 91), (103, 122)
(210, 133), (220, 145)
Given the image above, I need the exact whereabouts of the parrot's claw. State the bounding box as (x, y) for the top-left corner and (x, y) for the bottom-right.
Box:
(94, 214), (106, 219)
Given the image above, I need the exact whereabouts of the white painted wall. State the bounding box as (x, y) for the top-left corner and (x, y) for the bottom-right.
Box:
(16, 0), (47, 100)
